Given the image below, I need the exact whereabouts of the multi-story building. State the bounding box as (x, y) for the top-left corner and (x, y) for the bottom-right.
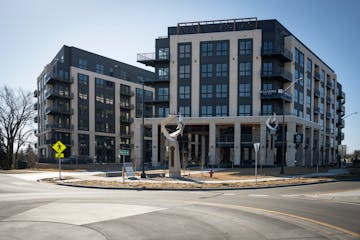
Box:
(136, 18), (346, 168)
(35, 45), (155, 163)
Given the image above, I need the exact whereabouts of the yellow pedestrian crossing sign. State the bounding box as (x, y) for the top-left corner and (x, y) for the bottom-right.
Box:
(55, 153), (64, 158)
(52, 140), (67, 154)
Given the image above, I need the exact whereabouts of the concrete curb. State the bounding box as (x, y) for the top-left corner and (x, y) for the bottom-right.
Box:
(56, 179), (337, 191)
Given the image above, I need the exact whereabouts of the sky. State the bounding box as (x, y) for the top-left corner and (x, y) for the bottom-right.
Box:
(0, 0), (359, 153)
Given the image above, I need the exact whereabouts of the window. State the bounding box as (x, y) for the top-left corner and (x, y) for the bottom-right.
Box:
(216, 105), (227, 116)
(157, 87), (169, 101)
(201, 105), (212, 117)
(239, 83), (251, 97)
(158, 48), (169, 60)
(262, 62), (272, 75)
(105, 96), (114, 105)
(158, 67), (169, 80)
(201, 85), (212, 98)
(320, 102), (324, 114)
(179, 44), (191, 58)
(307, 76), (312, 90)
(299, 92), (304, 105)
(295, 48), (304, 67)
(262, 41), (273, 53)
(216, 84), (228, 98)
(95, 78), (105, 86)
(216, 63), (228, 77)
(201, 42), (213, 57)
(179, 65), (190, 79)
(306, 95), (311, 108)
(96, 64), (104, 74)
(307, 58), (312, 73)
(79, 59), (87, 70)
(179, 86), (190, 99)
(262, 104), (273, 115)
(216, 41), (228, 56)
(201, 64), (212, 78)
(158, 107), (169, 117)
(239, 104), (251, 116)
(78, 73), (89, 84)
(320, 70), (325, 83)
(263, 83), (272, 90)
(239, 39), (253, 55)
(79, 92), (88, 100)
(179, 106), (190, 117)
(239, 62), (252, 76)
(294, 89), (298, 103)
(96, 94), (104, 103)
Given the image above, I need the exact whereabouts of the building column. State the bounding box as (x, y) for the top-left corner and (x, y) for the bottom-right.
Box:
(201, 135), (206, 169)
(287, 121), (296, 166)
(195, 134), (199, 161)
(152, 122), (159, 167)
(188, 133), (192, 162)
(234, 122), (241, 166)
(300, 125), (306, 166)
(209, 123), (216, 165)
(309, 128), (314, 166)
(133, 119), (142, 170)
(260, 123), (267, 166)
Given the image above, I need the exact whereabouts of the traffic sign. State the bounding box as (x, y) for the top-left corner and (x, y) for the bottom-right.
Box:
(119, 149), (130, 156)
(52, 140), (67, 154)
(55, 153), (64, 158)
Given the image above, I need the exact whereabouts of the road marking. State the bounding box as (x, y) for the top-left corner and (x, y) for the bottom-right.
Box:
(187, 201), (360, 238)
(249, 194), (269, 197)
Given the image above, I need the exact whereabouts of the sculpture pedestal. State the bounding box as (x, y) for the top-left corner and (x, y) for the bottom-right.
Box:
(168, 140), (181, 178)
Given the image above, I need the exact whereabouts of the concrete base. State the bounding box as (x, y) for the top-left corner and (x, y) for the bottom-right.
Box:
(168, 141), (181, 178)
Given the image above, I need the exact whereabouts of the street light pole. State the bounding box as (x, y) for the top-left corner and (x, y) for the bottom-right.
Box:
(280, 77), (302, 174)
(141, 80), (146, 178)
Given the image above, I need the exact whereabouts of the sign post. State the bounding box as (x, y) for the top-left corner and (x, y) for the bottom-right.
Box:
(253, 143), (260, 184)
(119, 149), (130, 183)
(52, 141), (67, 180)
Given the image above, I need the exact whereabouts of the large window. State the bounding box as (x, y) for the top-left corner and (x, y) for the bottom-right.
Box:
(239, 104), (251, 116)
(79, 59), (87, 70)
(178, 106), (190, 117)
(239, 62), (252, 76)
(294, 89), (298, 103)
(215, 105), (227, 116)
(158, 67), (169, 80)
(306, 95), (311, 108)
(216, 63), (228, 77)
(179, 86), (190, 99)
(299, 92), (304, 105)
(262, 104), (273, 115)
(201, 42), (213, 57)
(263, 83), (272, 90)
(96, 64), (104, 74)
(201, 64), (213, 78)
(201, 85), (212, 99)
(179, 44), (191, 58)
(262, 41), (273, 52)
(239, 39), (253, 55)
(262, 62), (272, 75)
(158, 107), (169, 117)
(158, 48), (169, 60)
(216, 84), (228, 98)
(78, 73), (89, 85)
(201, 105), (212, 117)
(179, 65), (190, 79)
(157, 87), (169, 101)
(239, 83), (251, 97)
(216, 41), (228, 56)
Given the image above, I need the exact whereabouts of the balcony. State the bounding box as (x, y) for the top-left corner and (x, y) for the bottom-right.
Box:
(337, 105), (345, 113)
(137, 52), (169, 67)
(314, 106), (320, 114)
(120, 89), (134, 97)
(33, 90), (38, 98)
(44, 73), (73, 85)
(326, 79), (332, 88)
(120, 104), (134, 110)
(120, 116), (134, 123)
(45, 123), (73, 131)
(260, 89), (292, 102)
(45, 106), (73, 115)
(337, 91), (345, 100)
(340, 132), (345, 140)
(45, 90), (73, 100)
(326, 96), (332, 104)
(314, 88), (320, 98)
(33, 103), (38, 111)
(34, 116), (38, 123)
(261, 47), (293, 62)
(261, 69), (292, 82)
(325, 128), (333, 134)
(120, 131), (134, 138)
(326, 112), (332, 119)
(314, 72), (321, 81)
(336, 119), (345, 128)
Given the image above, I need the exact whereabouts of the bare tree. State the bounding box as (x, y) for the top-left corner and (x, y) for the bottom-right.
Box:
(0, 86), (35, 169)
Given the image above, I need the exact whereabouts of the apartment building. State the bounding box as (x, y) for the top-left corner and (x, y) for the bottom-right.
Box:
(136, 18), (346, 168)
(35, 46), (154, 163)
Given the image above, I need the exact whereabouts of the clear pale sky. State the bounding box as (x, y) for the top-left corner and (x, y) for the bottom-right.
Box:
(0, 0), (359, 153)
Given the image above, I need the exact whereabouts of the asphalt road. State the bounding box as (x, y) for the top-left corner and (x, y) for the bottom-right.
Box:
(0, 173), (359, 240)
